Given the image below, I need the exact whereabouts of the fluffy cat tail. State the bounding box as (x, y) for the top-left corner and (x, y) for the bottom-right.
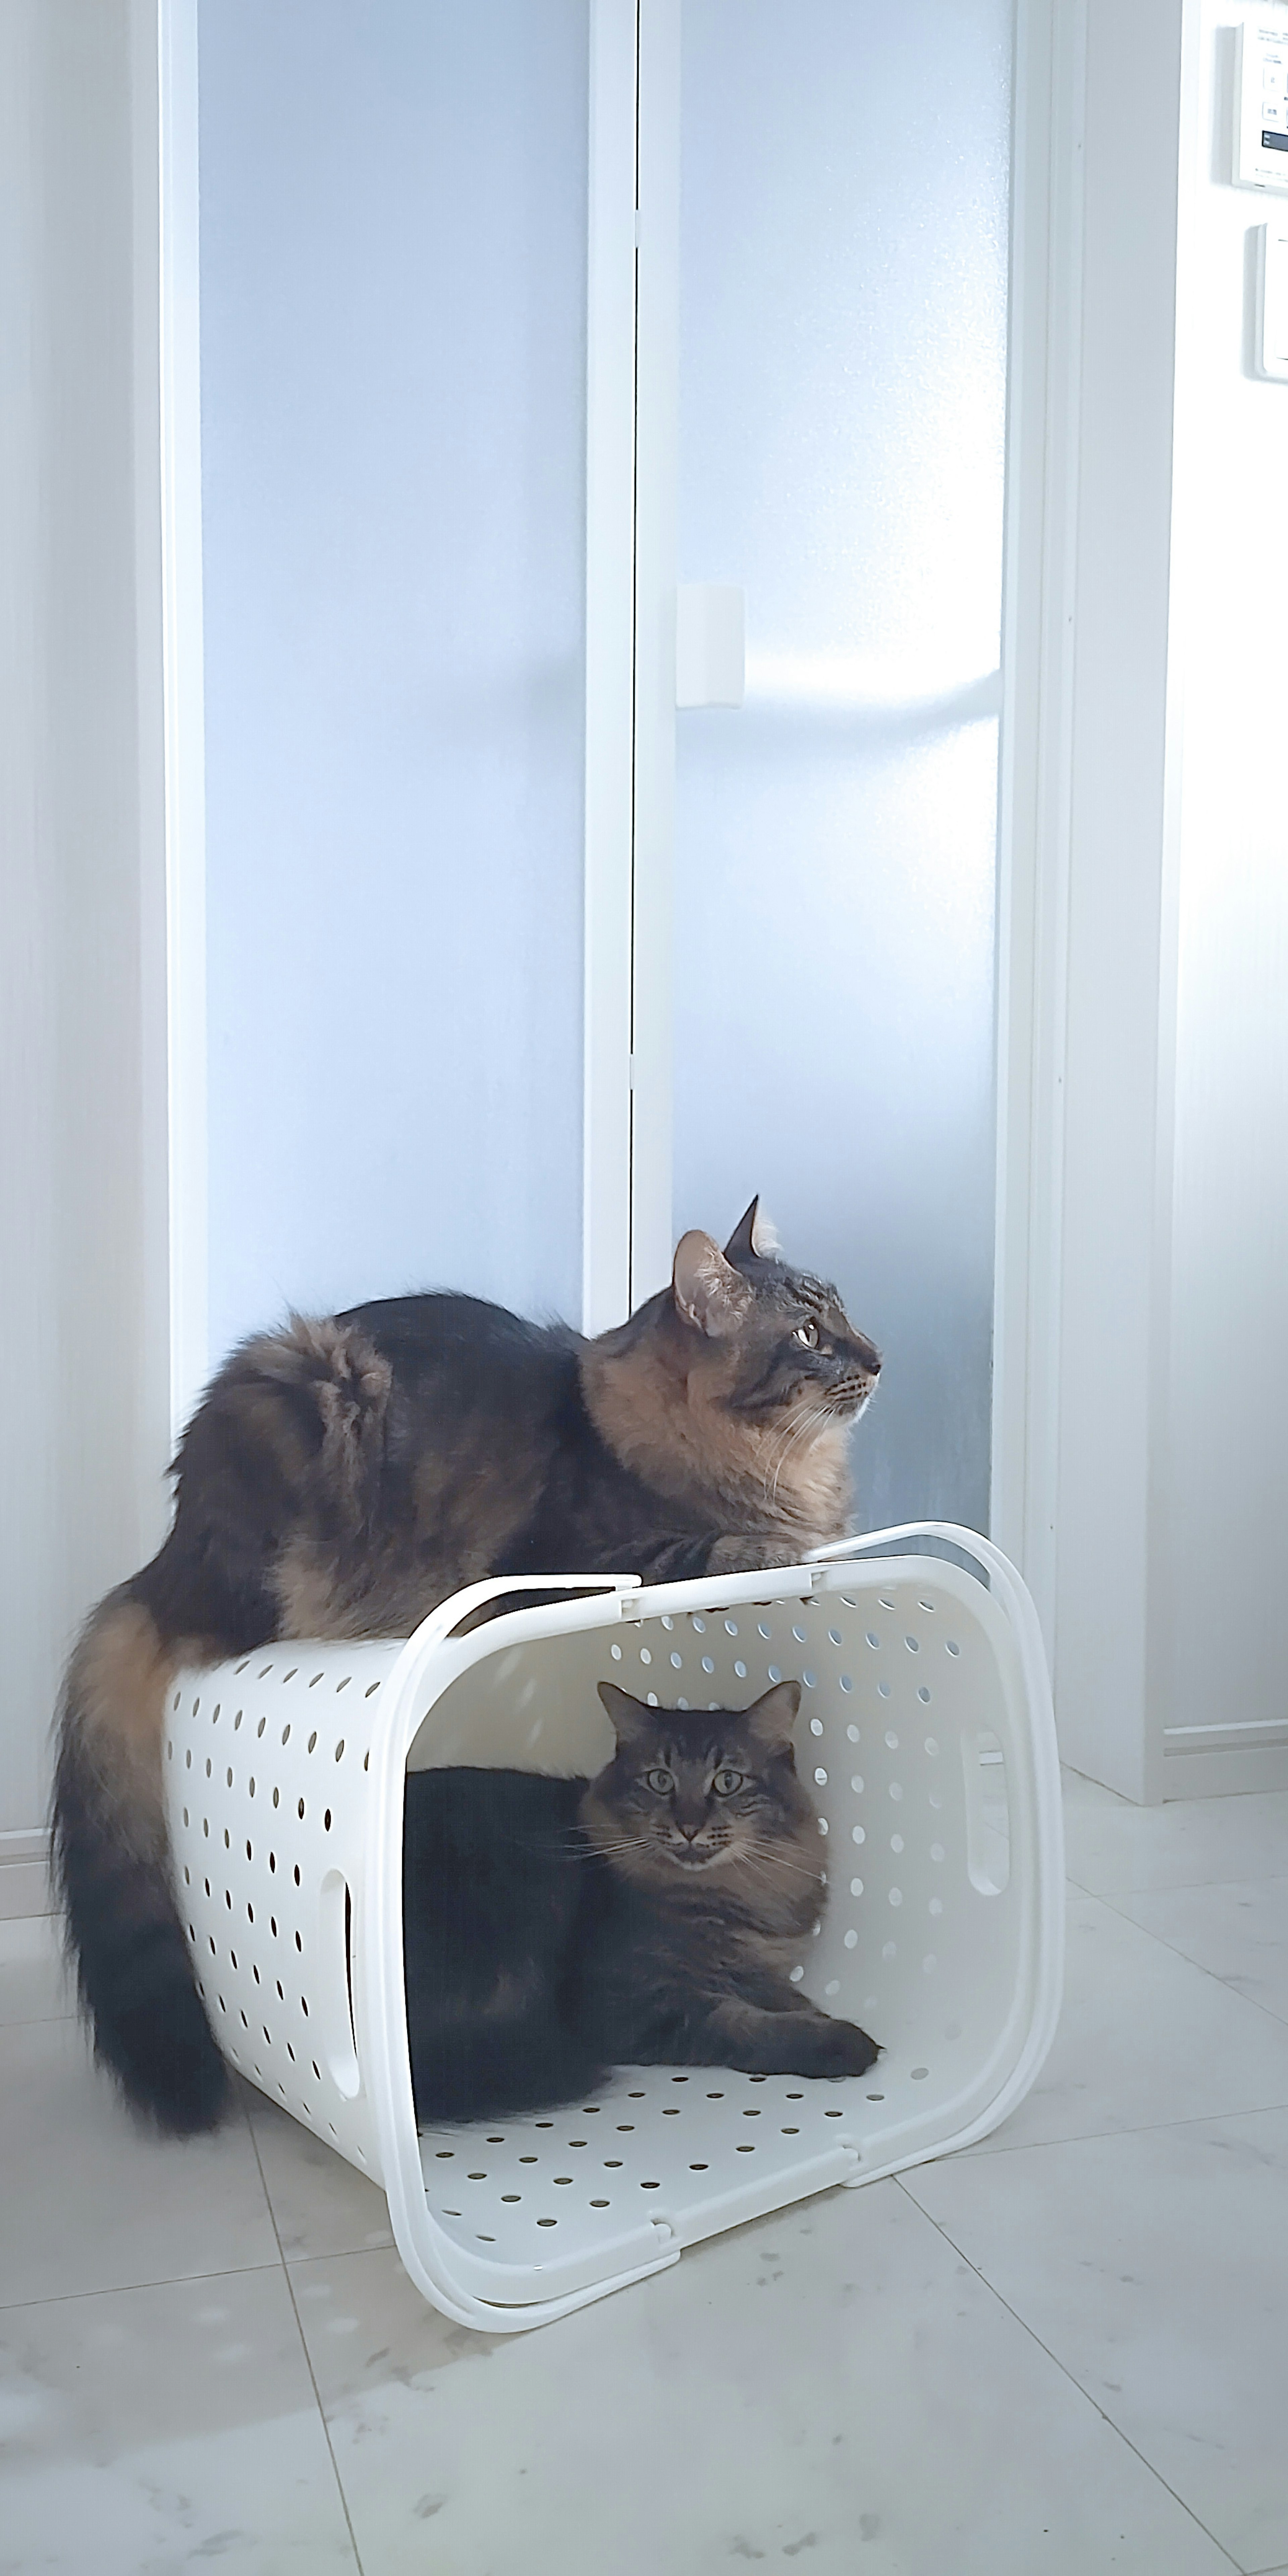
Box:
(410, 2010), (609, 2125)
(52, 1587), (232, 2137)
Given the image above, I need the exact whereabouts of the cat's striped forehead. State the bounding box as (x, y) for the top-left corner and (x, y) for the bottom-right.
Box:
(639, 1729), (743, 1771)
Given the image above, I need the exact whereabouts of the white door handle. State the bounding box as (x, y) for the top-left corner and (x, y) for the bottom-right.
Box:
(676, 583), (745, 707)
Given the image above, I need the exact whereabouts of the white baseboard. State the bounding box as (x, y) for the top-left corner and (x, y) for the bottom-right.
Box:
(1162, 1741), (1288, 1800)
(0, 1828), (53, 1921)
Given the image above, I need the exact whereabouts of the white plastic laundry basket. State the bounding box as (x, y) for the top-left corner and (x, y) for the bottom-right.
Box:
(166, 1524), (1063, 2331)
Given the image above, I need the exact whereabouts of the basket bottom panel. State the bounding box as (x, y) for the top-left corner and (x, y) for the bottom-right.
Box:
(416, 2040), (990, 2302)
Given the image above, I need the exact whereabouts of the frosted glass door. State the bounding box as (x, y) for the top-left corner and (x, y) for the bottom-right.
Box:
(197, 1), (589, 1365)
(672, 1), (1012, 1531)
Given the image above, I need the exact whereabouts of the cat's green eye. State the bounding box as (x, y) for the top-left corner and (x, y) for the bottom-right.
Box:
(643, 1767), (675, 1795)
(712, 1768), (746, 1797)
(793, 1318), (819, 1348)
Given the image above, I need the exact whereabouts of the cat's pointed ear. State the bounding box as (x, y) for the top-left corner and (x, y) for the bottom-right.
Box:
(744, 1679), (802, 1755)
(672, 1231), (754, 1338)
(724, 1197), (781, 1265)
(597, 1679), (652, 1742)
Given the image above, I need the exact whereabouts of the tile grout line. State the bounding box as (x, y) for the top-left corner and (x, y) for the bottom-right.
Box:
(1082, 1885), (1288, 1906)
(892, 2174), (1246, 2573)
(1092, 1892), (1288, 2030)
(245, 2102), (369, 2576)
(1061, 1881), (1288, 2045)
(960, 2091), (1288, 2164)
(1066, 1862), (1288, 1901)
(0, 2254), (285, 2319)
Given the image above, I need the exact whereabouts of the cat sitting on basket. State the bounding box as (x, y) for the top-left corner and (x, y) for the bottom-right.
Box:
(55, 1195), (881, 2138)
(402, 1681), (881, 2124)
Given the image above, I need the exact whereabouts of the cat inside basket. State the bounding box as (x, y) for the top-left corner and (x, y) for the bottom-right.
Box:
(402, 1679), (880, 2123)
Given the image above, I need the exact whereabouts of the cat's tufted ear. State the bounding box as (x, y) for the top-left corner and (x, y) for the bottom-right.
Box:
(597, 1680), (653, 1742)
(743, 1679), (802, 1756)
(672, 1231), (754, 1338)
(723, 1197), (781, 1265)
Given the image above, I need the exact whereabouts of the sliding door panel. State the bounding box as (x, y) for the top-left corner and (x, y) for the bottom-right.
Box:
(671, 0), (1011, 1529)
(198, 0), (589, 1362)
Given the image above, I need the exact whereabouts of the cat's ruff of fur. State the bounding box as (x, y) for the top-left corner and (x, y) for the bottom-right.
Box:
(53, 1201), (881, 2136)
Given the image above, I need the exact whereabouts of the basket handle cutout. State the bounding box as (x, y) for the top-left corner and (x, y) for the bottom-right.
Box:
(318, 1868), (361, 2096)
(962, 1730), (1011, 1895)
(437, 1571), (642, 1641)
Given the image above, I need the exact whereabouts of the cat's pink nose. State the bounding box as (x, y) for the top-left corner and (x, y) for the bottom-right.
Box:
(678, 1822), (701, 1842)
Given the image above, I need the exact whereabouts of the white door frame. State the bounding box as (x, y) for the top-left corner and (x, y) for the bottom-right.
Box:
(581, 0), (680, 1331)
(989, 0), (1086, 1647)
(580, 0), (638, 1335)
(155, 0), (207, 1447)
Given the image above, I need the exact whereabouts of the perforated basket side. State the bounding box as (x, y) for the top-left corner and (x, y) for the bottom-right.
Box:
(166, 1639), (404, 2183)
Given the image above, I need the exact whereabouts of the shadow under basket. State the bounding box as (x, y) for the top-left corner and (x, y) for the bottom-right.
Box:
(167, 1523), (1063, 2332)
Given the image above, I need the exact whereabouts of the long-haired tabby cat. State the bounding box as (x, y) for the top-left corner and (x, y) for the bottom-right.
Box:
(54, 1200), (880, 2135)
(404, 1682), (879, 2121)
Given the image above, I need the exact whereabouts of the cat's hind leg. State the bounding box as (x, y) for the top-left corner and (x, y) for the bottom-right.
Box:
(409, 2009), (610, 2123)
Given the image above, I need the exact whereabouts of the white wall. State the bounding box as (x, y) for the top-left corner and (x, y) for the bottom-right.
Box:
(1160, 0), (1288, 1791)
(0, 0), (170, 1845)
(1043, 0), (1288, 1800)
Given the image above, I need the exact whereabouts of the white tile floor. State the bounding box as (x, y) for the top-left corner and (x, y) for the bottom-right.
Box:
(2, 1770), (1287, 2576)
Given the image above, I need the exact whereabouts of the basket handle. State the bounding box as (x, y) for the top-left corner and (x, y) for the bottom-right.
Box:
(401, 1570), (642, 1652)
(807, 1522), (1005, 1586)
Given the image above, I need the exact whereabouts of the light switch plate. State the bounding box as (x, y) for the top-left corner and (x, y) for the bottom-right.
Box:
(1236, 19), (1288, 193)
(1256, 221), (1288, 377)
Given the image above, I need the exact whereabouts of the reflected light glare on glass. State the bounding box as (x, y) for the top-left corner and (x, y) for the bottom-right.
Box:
(744, 654), (1003, 720)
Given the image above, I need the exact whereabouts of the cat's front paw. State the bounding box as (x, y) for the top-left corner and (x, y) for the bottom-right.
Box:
(806, 2017), (881, 2079)
(705, 1534), (796, 1577)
